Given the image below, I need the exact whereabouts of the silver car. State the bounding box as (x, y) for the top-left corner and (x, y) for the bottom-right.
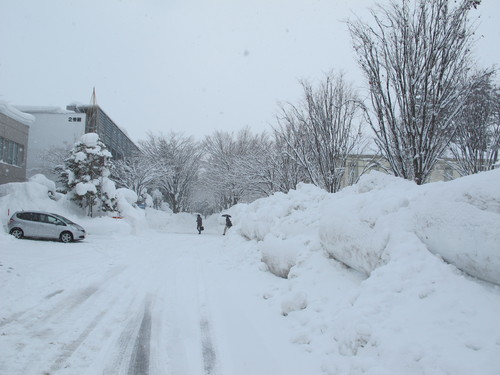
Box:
(7, 211), (86, 243)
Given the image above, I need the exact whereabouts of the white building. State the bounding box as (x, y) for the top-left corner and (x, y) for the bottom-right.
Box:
(15, 106), (86, 179)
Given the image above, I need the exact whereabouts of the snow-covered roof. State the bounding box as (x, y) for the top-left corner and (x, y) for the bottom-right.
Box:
(14, 105), (74, 114)
(0, 100), (35, 125)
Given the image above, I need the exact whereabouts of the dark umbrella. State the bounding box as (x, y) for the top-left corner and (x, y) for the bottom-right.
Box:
(221, 214), (231, 217)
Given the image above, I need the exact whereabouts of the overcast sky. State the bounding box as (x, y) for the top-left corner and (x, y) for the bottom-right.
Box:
(1, 0), (499, 143)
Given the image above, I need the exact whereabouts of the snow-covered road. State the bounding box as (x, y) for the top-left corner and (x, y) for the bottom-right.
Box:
(0, 231), (312, 375)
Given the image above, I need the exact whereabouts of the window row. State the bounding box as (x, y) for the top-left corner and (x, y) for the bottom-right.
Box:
(0, 136), (24, 167)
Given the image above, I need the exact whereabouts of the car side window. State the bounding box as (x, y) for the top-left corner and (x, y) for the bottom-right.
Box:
(18, 212), (32, 221)
(17, 213), (26, 220)
(47, 215), (64, 225)
(37, 214), (48, 223)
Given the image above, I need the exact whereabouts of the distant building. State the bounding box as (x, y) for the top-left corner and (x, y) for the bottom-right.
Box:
(0, 101), (33, 184)
(340, 154), (461, 188)
(66, 104), (140, 160)
(17, 103), (140, 180)
(15, 106), (86, 179)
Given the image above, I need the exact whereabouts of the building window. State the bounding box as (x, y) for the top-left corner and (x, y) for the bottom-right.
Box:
(0, 136), (24, 167)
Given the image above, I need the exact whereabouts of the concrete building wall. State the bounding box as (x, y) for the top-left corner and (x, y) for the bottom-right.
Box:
(0, 112), (30, 184)
(23, 110), (86, 179)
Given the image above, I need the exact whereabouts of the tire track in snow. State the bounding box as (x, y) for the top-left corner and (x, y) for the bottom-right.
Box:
(102, 308), (142, 375)
(196, 258), (219, 375)
(46, 310), (107, 373)
(0, 286), (99, 331)
(0, 265), (125, 330)
(200, 317), (217, 374)
(127, 297), (153, 375)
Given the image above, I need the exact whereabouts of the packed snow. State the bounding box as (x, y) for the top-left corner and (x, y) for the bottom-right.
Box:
(1, 169), (499, 374)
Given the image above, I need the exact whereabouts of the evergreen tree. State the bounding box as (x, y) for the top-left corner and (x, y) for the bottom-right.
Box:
(57, 133), (118, 217)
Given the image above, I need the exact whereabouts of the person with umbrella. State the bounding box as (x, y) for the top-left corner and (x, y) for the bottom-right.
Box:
(222, 214), (232, 235)
(196, 214), (203, 234)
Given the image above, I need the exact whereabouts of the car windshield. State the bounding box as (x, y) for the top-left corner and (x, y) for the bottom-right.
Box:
(51, 214), (75, 225)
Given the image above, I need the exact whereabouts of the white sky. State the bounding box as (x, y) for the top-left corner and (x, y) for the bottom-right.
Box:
(1, 0), (499, 143)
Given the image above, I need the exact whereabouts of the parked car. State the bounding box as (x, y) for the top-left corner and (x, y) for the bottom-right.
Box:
(7, 211), (86, 243)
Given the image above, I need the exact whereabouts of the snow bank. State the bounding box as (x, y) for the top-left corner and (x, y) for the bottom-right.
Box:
(237, 170), (500, 285)
(227, 169), (500, 374)
(0, 180), (60, 225)
(28, 174), (56, 194)
(411, 172), (500, 285)
(0, 177), (147, 235)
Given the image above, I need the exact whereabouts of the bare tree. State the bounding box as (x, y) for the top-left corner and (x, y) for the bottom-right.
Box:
(140, 132), (200, 213)
(271, 121), (310, 193)
(110, 155), (157, 198)
(201, 130), (241, 211)
(30, 146), (71, 183)
(232, 131), (277, 197)
(449, 71), (499, 175)
(200, 128), (271, 211)
(348, 0), (480, 184)
(274, 72), (365, 193)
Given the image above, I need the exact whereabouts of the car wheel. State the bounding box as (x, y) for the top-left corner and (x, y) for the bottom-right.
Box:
(60, 231), (73, 243)
(10, 228), (24, 239)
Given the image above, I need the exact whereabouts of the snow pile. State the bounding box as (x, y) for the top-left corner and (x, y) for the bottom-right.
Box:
(410, 172), (500, 285)
(237, 170), (500, 285)
(0, 176), (148, 235)
(229, 169), (500, 374)
(0, 180), (60, 220)
(28, 174), (56, 194)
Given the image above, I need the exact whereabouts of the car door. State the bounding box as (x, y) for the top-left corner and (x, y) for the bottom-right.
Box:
(36, 214), (62, 239)
(45, 214), (66, 239)
(35, 213), (58, 239)
(17, 212), (38, 237)
(30, 213), (48, 238)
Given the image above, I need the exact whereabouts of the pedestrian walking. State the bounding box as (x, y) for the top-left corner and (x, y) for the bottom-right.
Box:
(222, 214), (232, 235)
(196, 214), (203, 234)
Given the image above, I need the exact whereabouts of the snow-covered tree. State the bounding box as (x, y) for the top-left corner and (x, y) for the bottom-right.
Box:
(348, 0), (480, 184)
(270, 124), (309, 193)
(57, 133), (117, 217)
(110, 155), (156, 199)
(274, 72), (366, 193)
(151, 188), (164, 210)
(449, 71), (499, 175)
(140, 132), (200, 213)
(201, 128), (270, 211)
